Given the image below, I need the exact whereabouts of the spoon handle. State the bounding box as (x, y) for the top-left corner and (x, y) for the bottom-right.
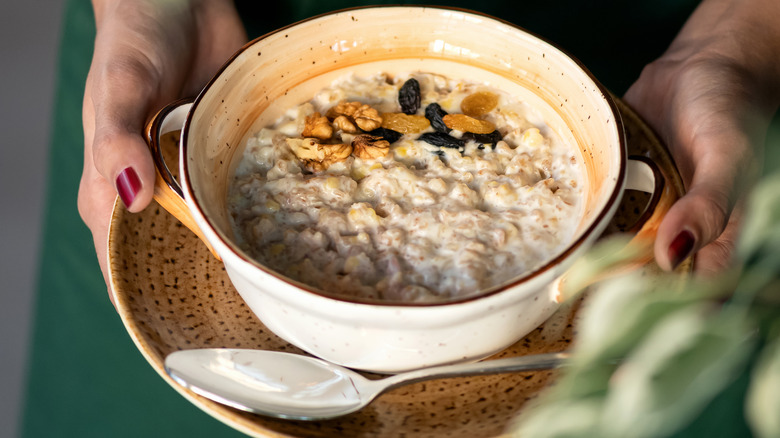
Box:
(380, 352), (569, 391)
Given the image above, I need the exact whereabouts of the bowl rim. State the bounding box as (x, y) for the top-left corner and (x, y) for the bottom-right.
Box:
(180, 4), (627, 308)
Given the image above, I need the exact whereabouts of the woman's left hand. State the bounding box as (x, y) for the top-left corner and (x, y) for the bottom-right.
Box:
(624, 0), (780, 274)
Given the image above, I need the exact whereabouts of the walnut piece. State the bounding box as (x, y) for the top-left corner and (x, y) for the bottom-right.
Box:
(330, 101), (362, 118)
(333, 115), (358, 134)
(353, 105), (382, 131)
(328, 101), (382, 132)
(301, 112), (333, 140)
(352, 134), (390, 160)
(286, 138), (352, 171)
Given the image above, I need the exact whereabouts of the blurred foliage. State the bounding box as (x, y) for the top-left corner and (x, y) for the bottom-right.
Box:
(511, 171), (780, 438)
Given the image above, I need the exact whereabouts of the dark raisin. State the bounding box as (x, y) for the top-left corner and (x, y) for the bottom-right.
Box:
(464, 130), (503, 148)
(425, 103), (450, 133)
(398, 78), (421, 115)
(368, 127), (403, 144)
(418, 132), (465, 149)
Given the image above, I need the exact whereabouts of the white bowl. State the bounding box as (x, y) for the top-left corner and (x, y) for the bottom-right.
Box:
(144, 6), (671, 373)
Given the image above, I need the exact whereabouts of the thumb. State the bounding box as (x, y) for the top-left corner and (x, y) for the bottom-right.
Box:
(654, 176), (731, 271)
(653, 141), (751, 272)
(89, 55), (161, 212)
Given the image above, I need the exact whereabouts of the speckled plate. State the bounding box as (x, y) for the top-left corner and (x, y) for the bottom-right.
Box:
(109, 99), (689, 437)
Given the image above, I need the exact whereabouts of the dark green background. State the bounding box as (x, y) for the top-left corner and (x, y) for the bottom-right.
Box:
(25, 0), (766, 436)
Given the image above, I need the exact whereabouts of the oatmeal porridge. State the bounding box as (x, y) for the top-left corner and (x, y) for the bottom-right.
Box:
(228, 72), (584, 302)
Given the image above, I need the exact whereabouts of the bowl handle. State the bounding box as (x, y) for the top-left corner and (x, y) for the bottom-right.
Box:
(144, 99), (221, 260)
(622, 155), (677, 265)
(558, 155), (679, 300)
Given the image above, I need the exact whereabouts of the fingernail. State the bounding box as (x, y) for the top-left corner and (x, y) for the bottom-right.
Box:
(116, 167), (141, 207)
(668, 230), (695, 269)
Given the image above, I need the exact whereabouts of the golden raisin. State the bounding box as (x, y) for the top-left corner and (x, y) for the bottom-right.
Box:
(460, 91), (499, 117)
(380, 112), (430, 134)
(442, 114), (496, 134)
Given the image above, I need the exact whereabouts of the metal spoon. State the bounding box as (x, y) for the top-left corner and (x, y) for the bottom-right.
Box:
(165, 348), (568, 420)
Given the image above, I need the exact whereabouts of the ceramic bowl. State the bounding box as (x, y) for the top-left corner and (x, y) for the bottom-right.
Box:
(144, 6), (673, 373)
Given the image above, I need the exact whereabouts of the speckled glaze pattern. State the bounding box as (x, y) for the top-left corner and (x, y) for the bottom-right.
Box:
(109, 99), (689, 437)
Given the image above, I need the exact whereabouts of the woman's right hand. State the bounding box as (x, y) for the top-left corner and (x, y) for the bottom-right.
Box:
(78, 0), (246, 296)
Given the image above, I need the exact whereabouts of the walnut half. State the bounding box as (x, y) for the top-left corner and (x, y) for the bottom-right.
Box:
(328, 101), (383, 132)
(286, 138), (352, 172)
(353, 105), (382, 131)
(301, 112), (333, 140)
(329, 101), (362, 118)
(352, 134), (390, 160)
(333, 115), (358, 134)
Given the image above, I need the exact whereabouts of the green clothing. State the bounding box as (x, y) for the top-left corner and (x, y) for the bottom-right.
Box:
(22, 0), (752, 436)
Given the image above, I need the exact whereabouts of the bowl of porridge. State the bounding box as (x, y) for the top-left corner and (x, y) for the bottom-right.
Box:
(143, 6), (673, 372)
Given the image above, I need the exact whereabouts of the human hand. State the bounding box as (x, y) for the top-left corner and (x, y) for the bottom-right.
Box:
(78, 0), (246, 294)
(624, 0), (780, 274)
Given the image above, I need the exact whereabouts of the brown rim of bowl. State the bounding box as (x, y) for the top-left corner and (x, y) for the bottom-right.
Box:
(180, 5), (627, 308)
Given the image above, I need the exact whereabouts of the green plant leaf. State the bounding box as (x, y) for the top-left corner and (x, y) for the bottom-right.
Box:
(572, 272), (713, 366)
(510, 399), (603, 438)
(510, 170), (780, 438)
(738, 172), (780, 263)
(601, 307), (754, 438)
(746, 327), (780, 438)
(559, 235), (645, 301)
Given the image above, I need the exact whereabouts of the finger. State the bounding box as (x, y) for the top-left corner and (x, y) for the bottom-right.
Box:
(184, 0), (248, 95)
(77, 166), (120, 307)
(653, 143), (749, 271)
(654, 178), (729, 271)
(694, 205), (742, 276)
(89, 0), (198, 212)
(88, 43), (164, 213)
(79, 75), (123, 301)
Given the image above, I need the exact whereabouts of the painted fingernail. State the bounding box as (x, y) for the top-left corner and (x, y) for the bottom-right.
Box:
(116, 167), (141, 207)
(668, 230), (695, 269)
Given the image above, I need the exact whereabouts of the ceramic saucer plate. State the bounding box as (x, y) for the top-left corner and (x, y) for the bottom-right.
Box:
(109, 99), (689, 437)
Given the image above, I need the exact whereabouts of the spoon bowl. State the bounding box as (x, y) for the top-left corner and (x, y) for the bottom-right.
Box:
(165, 348), (568, 420)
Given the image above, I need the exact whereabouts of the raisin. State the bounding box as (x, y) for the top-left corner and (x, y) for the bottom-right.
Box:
(464, 130), (503, 147)
(398, 78), (421, 115)
(425, 103), (450, 133)
(368, 127), (403, 143)
(461, 91), (499, 117)
(381, 112), (430, 134)
(443, 114), (496, 134)
(418, 132), (465, 149)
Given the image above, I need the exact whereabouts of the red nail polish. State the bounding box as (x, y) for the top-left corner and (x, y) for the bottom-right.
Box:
(116, 167), (141, 207)
(668, 230), (695, 269)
